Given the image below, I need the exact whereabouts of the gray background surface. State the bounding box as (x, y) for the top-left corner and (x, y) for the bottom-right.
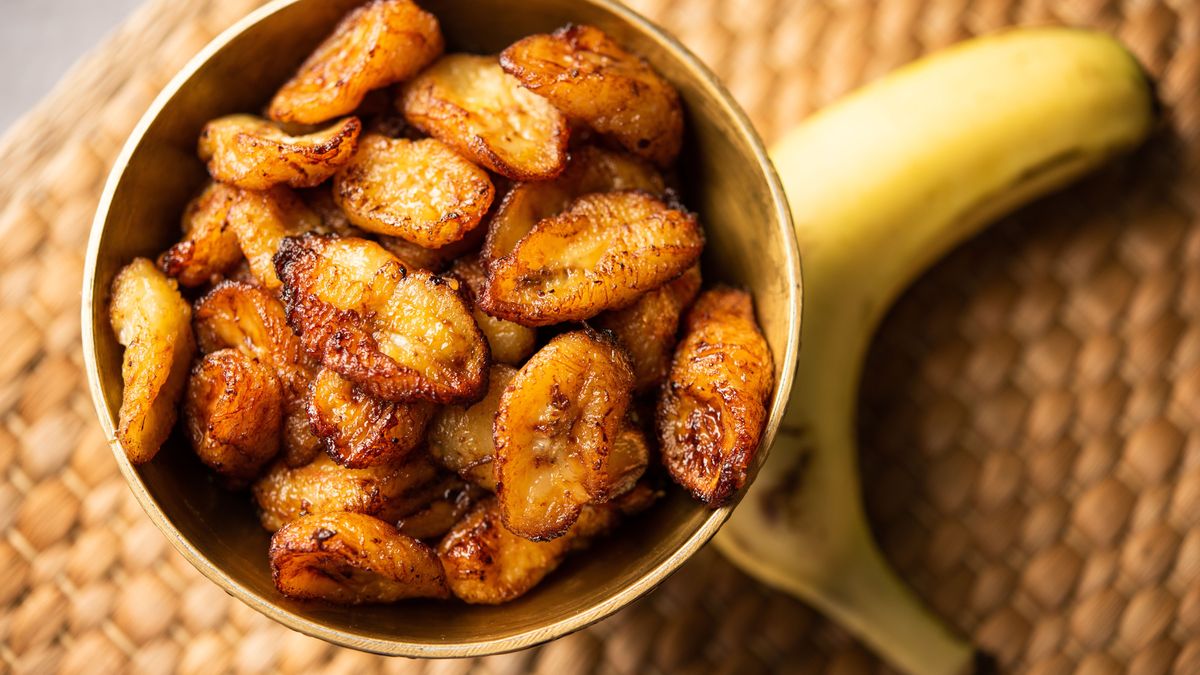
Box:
(0, 0), (143, 132)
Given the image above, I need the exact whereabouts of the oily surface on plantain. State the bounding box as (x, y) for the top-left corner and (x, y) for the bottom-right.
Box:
(159, 181), (243, 287)
(449, 257), (535, 365)
(270, 512), (449, 603)
(276, 234), (488, 403)
(227, 186), (323, 291)
(268, 0), (443, 124)
(109, 258), (195, 464)
(400, 54), (568, 180)
(307, 367), (435, 468)
(185, 349), (283, 484)
(198, 114), (361, 190)
(494, 330), (633, 540)
(483, 190), (704, 326)
(501, 25), (683, 167)
(395, 479), (486, 541)
(426, 363), (516, 491)
(658, 287), (774, 506)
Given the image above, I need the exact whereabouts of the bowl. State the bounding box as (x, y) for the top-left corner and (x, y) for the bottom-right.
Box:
(81, 0), (802, 657)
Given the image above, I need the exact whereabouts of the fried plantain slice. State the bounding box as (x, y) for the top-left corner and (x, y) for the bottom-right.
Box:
(333, 134), (494, 247)
(275, 234), (489, 403)
(300, 184), (366, 238)
(253, 451), (444, 531)
(426, 363), (516, 491)
(194, 281), (321, 467)
(595, 264), (701, 392)
(109, 258), (196, 464)
(400, 54), (568, 180)
(270, 512), (449, 603)
(494, 330), (634, 540)
(501, 25), (683, 167)
(159, 182), (243, 287)
(657, 287), (774, 506)
(448, 257), (535, 365)
(185, 349), (283, 483)
(226, 187), (323, 291)
(606, 423), (651, 501)
(396, 479), (486, 540)
(268, 0), (443, 124)
(198, 114), (361, 190)
(482, 190), (704, 326)
(307, 367), (436, 468)
(481, 146), (664, 268)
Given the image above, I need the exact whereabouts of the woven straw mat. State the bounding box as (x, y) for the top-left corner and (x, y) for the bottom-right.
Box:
(2, 0), (1200, 673)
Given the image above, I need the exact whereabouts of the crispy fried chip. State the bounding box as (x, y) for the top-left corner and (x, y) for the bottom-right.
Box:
(227, 187), (323, 291)
(194, 281), (321, 467)
(657, 287), (774, 506)
(275, 234), (489, 403)
(595, 264), (701, 392)
(482, 191), (704, 326)
(268, 0), (443, 124)
(307, 367), (436, 468)
(400, 54), (568, 180)
(253, 451), (444, 531)
(396, 479), (486, 540)
(333, 134), (494, 247)
(185, 349), (283, 483)
(159, 182), (243, 287)
(501, 25), (683, 167)
(426, 363), (516, 491)
(494, 330), (634, 540)
(449, 257), (535, 365)
(270, 512), (449, 603)
(481, 146), (664, 268)
(198, 115), (361, 190)
(109, 258), (195, 464)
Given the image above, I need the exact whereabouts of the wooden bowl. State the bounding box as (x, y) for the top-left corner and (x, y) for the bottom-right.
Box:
(81, 0), (801, 657)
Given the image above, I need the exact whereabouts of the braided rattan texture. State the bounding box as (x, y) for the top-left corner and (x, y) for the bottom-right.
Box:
(1, 0), (1198, 672)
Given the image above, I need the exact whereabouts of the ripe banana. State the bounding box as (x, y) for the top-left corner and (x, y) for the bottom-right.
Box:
(716, 28), (1155, 675)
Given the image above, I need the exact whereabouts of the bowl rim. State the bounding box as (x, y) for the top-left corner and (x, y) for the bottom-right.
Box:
(81, 0), (802, 657)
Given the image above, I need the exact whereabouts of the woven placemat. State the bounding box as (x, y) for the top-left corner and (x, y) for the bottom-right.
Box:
(2, 0), (1199, 673)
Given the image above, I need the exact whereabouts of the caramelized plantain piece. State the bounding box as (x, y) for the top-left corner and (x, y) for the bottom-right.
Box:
(481, 146), (664, 268)
(275, 234), (488, 403)
(606, 424), (651, 501)
(657, 287), (774, 506)
(400, 54), (568, 180)
(449, 257), (535, 365)
(494, 330), (633, 540)
(268, 0), (443, 124)
(253, 451), (444, 531)
(198, 114), (361, 190)
(194, 281), (321, 467)
(185, 349), (283, 483)
(300, 184), (366, 238)
(426, 363), (517, 491)
(226, 187), (323, 291)
(333, 134), (494, 247)
(109, 259), (195, 464)
(307, 367), (436, 468)
(376, 226), (482, 273)
(595, 264), (701, 392)
(482, 191), (704, 326)
(159, 182), (243, 287)
(396, 479), (486, 540)
(270, 512), (449, 603)
(501, 25), (683, 167)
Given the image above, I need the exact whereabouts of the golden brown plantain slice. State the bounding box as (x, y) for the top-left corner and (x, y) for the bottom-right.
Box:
(493, 330), (634, 540)
(396, 479), (486, 540)
(426, 363), (517, 491)
(595, 264), (701, 392)
(226, 187), (323, 291)
(300, 184), (366, 238)
(482, 190), (704, 326)
(185, 349), (283, 483)
(501, 25), (683, 167)
(268, 0), (443, 124)
(270, 512), (449, 603)
(448, 257), (535, 365)
(657, 287), (774, 506)
(333, 134), (494, 247)
(253, 451), (444, 531)
(109, 258), (195, 464)
(307, 367), (436, 468)
(481, 146), (664, 268)
(399, 54), (568, 180)
(198, 114), (361, 190)
(275, 234), (489, 403)
(606, 424), (651, 501)
(194, 281), (321, 467)
(159, 182), (243, 287)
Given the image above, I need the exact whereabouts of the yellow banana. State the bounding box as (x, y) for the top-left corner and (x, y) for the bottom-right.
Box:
(716, 28), (1155, 675)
